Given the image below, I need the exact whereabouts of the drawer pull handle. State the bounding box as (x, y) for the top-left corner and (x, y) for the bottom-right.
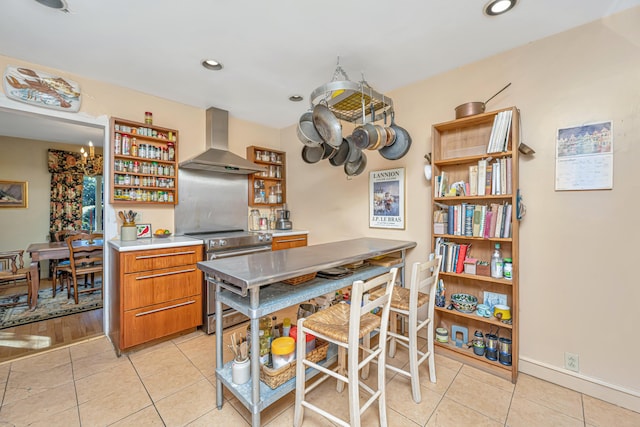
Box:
(275, 237), (306, 243)
(135, 250), (196, 260)
(135, 300), (196, 317)
(135, 268), (196, 280)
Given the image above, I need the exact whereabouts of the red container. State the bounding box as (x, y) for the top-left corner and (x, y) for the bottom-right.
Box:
(289, 325), (316, 353)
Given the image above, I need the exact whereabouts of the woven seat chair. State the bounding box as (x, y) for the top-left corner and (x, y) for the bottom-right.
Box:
(58, 233), (103, 304)
(294, 268), (398, 427)
(51, 229), (87, 296)
(364, 255), (441, 403)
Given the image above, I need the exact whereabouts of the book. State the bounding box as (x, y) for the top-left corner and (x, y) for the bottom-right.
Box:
(503, 203), (513, 238)
(464, 204), (474, 236)
(483, 210), (493, 239)
(506, 157), (512, 195)
(492, 160), (500, 195)
(501, 110), (513, 151)
(500, 157), (507, 196)
(485, 163), (493, 196)
(469, 165), (478, 196)
(489, 203), (499, 238)
(495, 204), (505, 238)
(478, 205), (487, 237)
(477, 159), (487, 196)
(456, 244), (469, 274)
(447, 205), (454, 235)
(487, 114), (500, 153)
(472, 204), (483, 237)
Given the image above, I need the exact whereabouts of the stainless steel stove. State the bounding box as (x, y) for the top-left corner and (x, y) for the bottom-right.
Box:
(184, 229), (272, 259)
(184, 229), (273, 334)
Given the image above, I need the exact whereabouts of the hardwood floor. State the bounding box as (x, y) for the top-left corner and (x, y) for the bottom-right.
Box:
(0, 279), (104, 364)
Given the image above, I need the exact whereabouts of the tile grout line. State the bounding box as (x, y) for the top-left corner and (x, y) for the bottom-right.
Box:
(126, 351), (169, 426)
(421, 362), (462, 427)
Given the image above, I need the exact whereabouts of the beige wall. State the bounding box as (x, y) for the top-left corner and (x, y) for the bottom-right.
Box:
(0, 6), (638, 411)
(282, 7), (640, 410)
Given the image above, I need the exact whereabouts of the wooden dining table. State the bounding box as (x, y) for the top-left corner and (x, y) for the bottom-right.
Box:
(26, 239), (104, 310)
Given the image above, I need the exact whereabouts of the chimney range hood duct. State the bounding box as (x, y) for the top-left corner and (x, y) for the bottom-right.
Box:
(179, 107), (266, 174)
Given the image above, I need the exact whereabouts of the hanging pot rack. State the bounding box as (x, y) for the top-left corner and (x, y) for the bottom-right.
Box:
(309, 62), (393, 124)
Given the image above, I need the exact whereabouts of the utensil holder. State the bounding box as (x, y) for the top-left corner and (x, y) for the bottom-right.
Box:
(232, 358), (250, 385)
(121, 225), (137, 241)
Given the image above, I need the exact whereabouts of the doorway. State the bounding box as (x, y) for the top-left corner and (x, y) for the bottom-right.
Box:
(0, 101), (111, 362)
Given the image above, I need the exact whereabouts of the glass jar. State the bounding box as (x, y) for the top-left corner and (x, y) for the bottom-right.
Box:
(145, 112), (153, 125)
(167, 142), (175, 161)
(250, 209), (260, 231)
(114, 133), (122, 155)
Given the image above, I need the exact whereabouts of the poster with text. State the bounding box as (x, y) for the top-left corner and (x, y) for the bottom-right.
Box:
(369, 168), (405, 229)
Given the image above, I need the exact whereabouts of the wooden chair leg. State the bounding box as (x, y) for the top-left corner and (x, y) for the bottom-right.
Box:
(408, 316), (421, 403)
(336, 346), (347, 393)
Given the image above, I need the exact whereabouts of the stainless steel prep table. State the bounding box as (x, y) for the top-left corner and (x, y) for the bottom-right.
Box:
(197, 237), (417, 427)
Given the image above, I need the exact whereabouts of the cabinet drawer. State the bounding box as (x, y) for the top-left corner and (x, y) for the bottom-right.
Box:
(122, 246), (202, 273)
(123, 295), (202, 349)
(272, 234), (307, 251)
(123, 265), (201, 311)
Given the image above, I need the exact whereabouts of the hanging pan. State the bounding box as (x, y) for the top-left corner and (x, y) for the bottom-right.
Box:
(344, 150), (367, 176)
(297, 111), (323, 147)
(329, 137), (351, 166)
(379, 111), (412, 160)
(454, 82), (511, 119)
(312, 103), (342, 148)
(301, 144), (324, 164)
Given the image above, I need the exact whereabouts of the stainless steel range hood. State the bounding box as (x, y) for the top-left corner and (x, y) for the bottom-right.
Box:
(179, 107), (266, 174)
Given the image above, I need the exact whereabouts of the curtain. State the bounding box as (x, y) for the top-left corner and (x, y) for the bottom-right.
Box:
(47, 149), (103, 234)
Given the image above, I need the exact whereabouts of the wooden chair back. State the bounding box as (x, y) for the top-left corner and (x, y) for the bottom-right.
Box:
(65, 234), (103, 278)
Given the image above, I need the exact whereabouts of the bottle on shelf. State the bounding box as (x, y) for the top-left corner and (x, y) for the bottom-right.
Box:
(490, 243), (504, 279)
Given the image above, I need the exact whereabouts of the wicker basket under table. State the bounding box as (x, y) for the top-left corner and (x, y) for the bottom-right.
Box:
(259, 339), (329, 389)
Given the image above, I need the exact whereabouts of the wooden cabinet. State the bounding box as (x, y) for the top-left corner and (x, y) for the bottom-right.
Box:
(110, 117), (179, 205)
(272, 233), (307, 251)
(110, 245), (203, 351)
(246, 146), (286, 207)
(431, 107), (519, 382)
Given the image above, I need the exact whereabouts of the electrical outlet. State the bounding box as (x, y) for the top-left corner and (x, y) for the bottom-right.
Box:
(564, 352), (579, 372)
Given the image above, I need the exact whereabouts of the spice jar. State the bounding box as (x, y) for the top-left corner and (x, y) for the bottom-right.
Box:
(145, 111), (153, 125)
(249, 209), (260, 231)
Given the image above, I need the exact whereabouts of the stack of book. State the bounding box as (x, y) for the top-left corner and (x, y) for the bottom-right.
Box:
(440, 202), (513, 239)
(487, 110), (513, 154)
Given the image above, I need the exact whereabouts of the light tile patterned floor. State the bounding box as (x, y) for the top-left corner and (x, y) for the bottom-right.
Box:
(0, 330), (638, 427)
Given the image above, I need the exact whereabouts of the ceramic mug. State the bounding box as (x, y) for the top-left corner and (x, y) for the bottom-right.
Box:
(476, 304), (491, 318)
(493, 304), (511, 321)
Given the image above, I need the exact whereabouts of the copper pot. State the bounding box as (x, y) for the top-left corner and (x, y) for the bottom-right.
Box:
(454, 83), (511, 119)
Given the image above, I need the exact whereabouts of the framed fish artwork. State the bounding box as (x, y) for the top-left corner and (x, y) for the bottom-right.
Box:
(2, 66), (81, 112)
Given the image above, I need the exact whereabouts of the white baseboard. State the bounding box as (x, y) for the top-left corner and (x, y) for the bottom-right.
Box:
(519, 356), (640, 413)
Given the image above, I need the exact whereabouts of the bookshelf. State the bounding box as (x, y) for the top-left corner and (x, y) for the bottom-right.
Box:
(431, 106), (519, 383)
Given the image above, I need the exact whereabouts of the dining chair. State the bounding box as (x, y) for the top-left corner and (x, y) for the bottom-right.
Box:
(51, 229), (87, 296)
(0, 250), (32, 307)
(364, 255), (442, 403)
(59, 233), (103, 304)
(294, 268), (398, 427)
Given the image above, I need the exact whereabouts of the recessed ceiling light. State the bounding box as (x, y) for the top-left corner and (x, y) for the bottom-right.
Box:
(289, 95), (304, 102)
(202, 59), (223, 71)
(484, 0), (517, 16)
(35, 0), (69, 11)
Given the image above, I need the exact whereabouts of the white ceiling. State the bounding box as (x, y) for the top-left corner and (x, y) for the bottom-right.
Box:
(1, 0), (639, 140)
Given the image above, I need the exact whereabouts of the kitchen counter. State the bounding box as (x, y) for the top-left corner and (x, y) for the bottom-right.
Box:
(108, 235), (203, 252)
(200, 237), (416, 427)
(198, 237), (414, 293)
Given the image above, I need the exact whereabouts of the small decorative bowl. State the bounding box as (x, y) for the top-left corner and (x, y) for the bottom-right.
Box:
(451, 293), (478, 313)
(154, 232), (172, 238)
